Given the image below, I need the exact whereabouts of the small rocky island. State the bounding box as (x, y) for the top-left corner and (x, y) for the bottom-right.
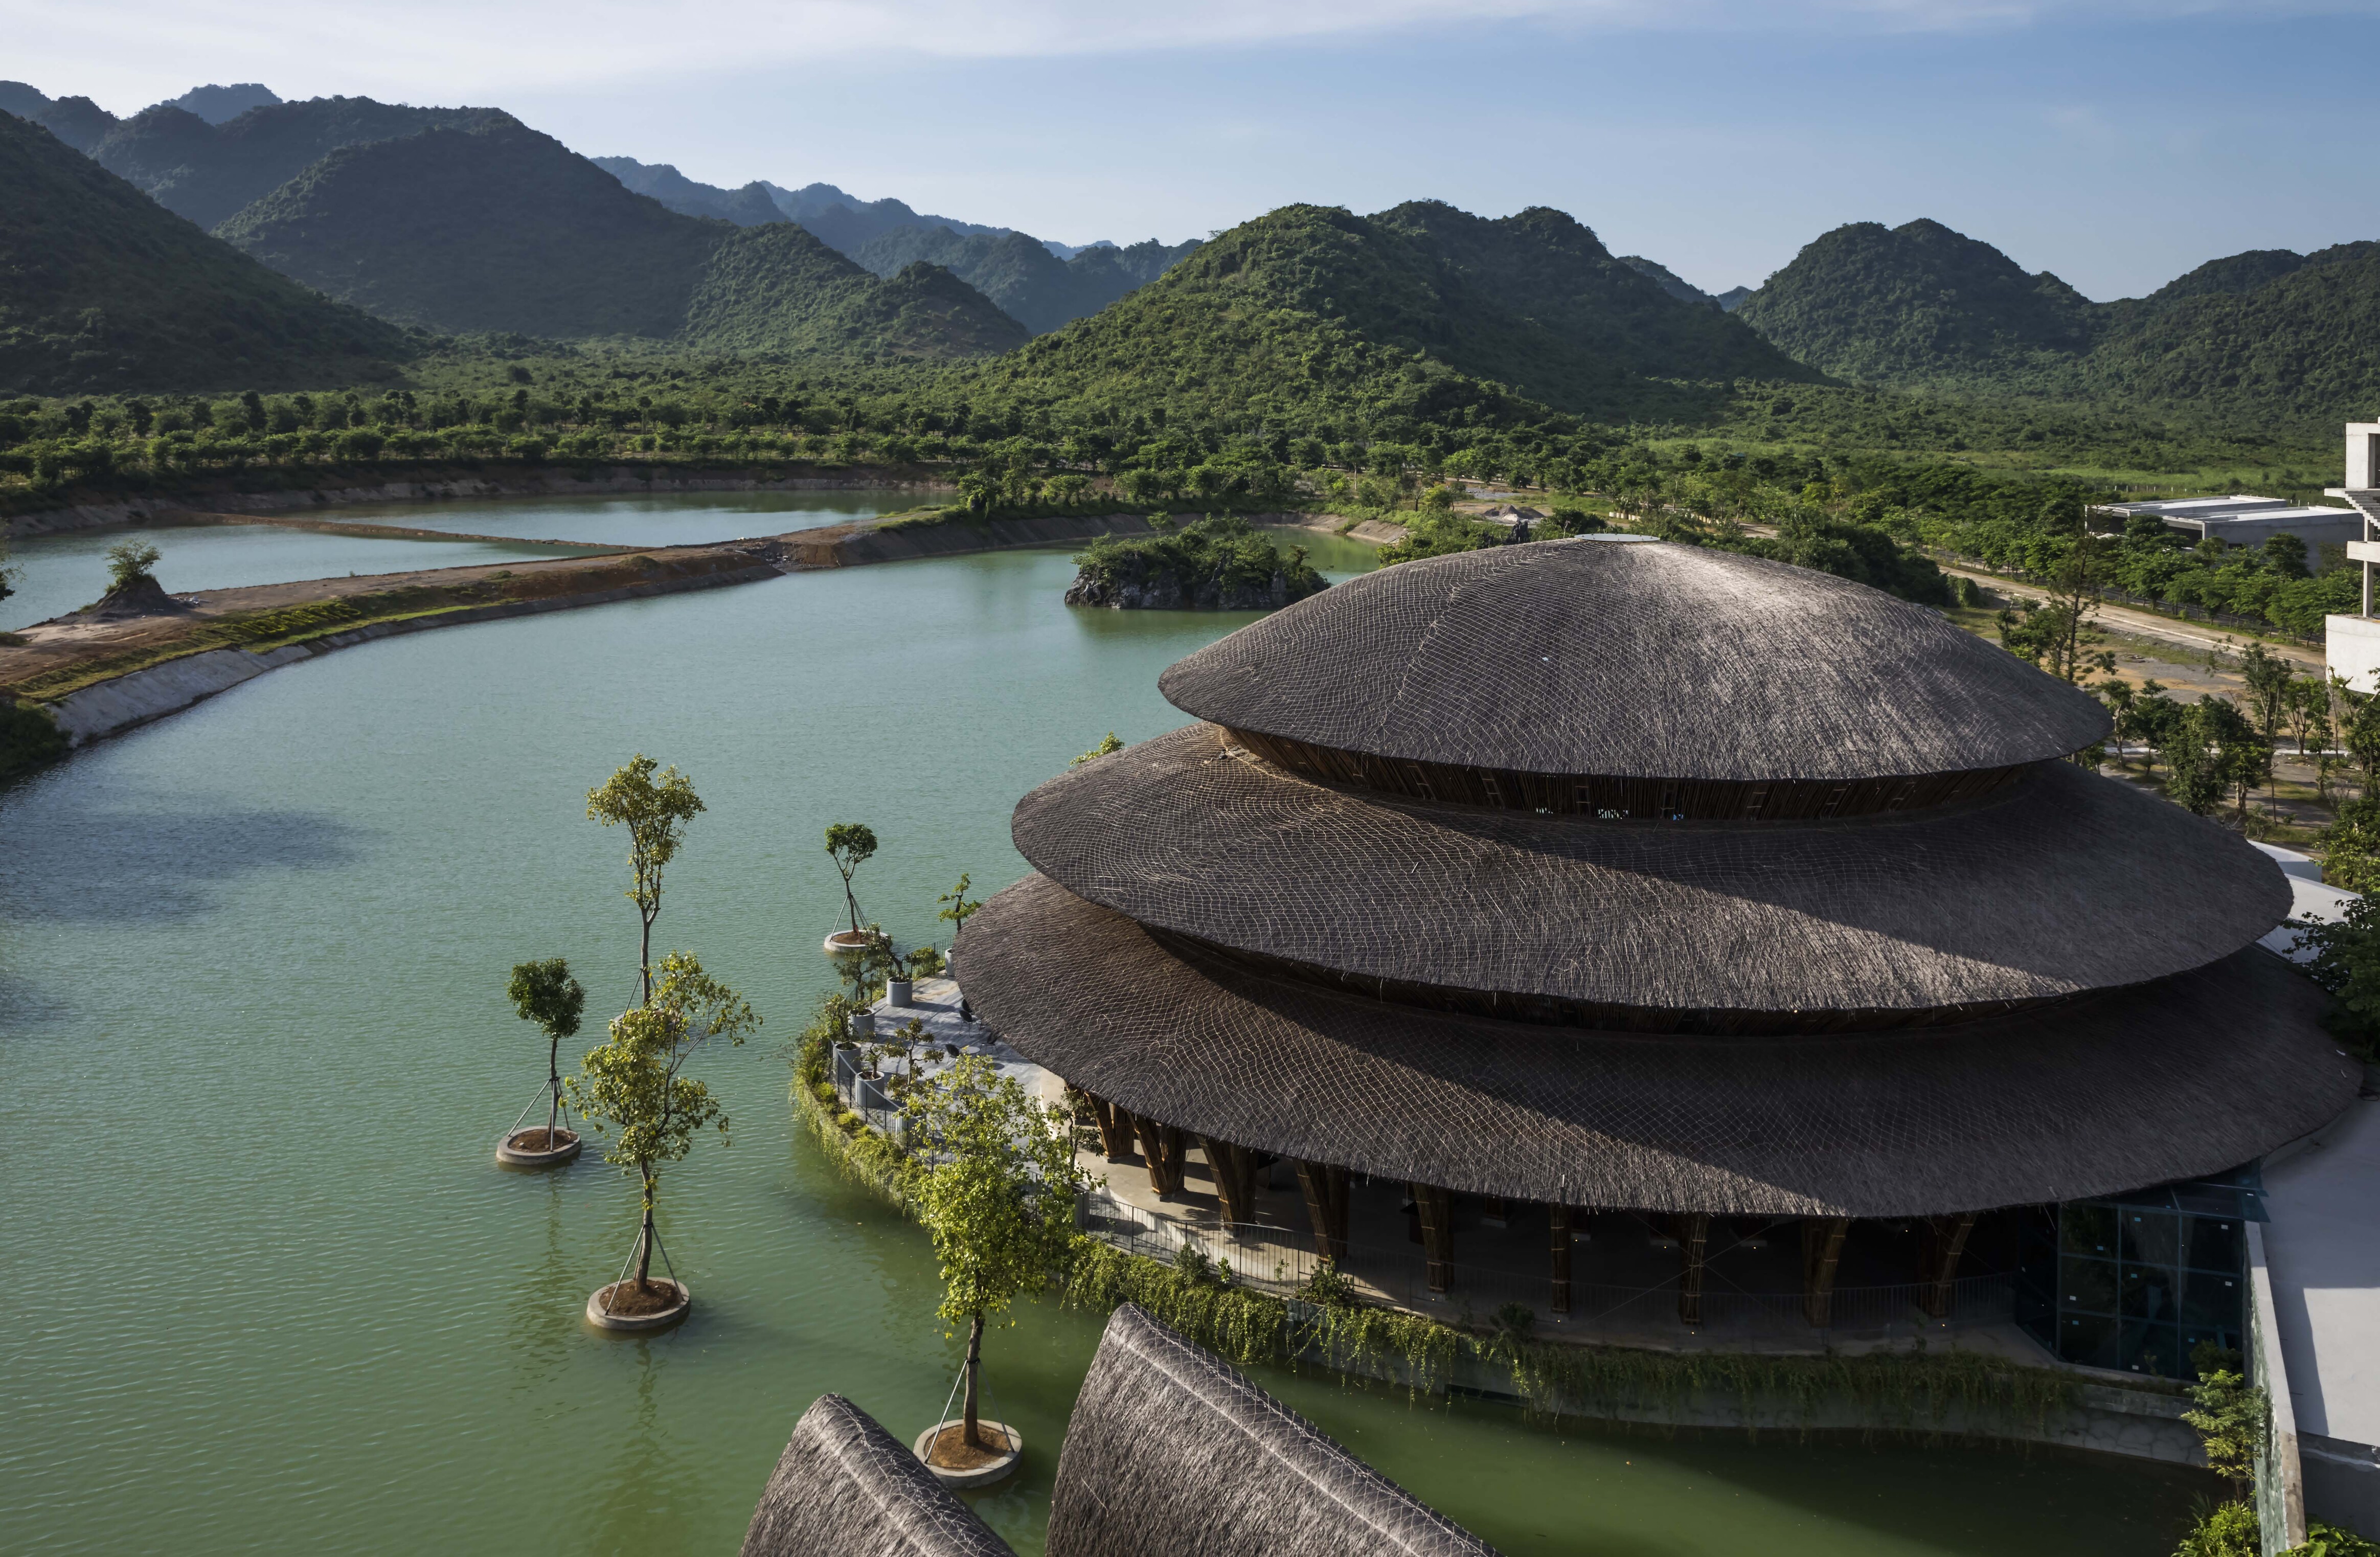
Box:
(1066, 515), (1329, 610)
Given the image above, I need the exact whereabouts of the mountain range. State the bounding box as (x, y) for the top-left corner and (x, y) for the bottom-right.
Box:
(2, 75), (2374, 435)
(214, 116), (1026, 355)
(1732, 217), (2380, 423)
(0, 110), (415, 393)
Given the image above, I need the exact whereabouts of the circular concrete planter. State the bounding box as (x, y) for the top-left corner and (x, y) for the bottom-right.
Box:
(912, 1420), (1022, 1489)
(847, 1010), (876, 1040)
(585, 1278), (691, 1332)
(886, 978), (913, 1008)
(496, 1126), (581, 1168)
(824, 930), (872, 956)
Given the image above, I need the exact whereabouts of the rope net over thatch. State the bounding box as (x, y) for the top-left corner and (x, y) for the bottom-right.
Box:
(1157, 540), (2111, 783)
(953, 874), (2362, 1218)
(1046, 1304), (1497, 1557)
(740, 1394), (1010, 1557)
(1011, 723), (2286, 1026)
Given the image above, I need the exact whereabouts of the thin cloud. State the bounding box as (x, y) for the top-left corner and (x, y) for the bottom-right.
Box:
(9, 0), (2352, 107)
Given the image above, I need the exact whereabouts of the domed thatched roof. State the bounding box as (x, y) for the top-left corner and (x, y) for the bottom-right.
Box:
(954, 875), (2361, 1217)
(1158, 541), (2110, 782)
(1048, 1305), (1493, 1557)
(1012, 724), (2286, 1023)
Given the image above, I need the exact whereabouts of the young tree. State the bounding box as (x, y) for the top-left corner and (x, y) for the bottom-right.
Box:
(1070, 732), (1124, 768)
(507, 957), (585, 1145)
(587, 756), (705, 1002)
(105, 539), (161, 591)
(2162, 704), (2228, 817)
(2238, 642), (2293, 744)
(937, 873), (984, 945)
(570, 951), (758, 1299)
(825, 822), (878, 939)
(904, 1057), (1086, 1454)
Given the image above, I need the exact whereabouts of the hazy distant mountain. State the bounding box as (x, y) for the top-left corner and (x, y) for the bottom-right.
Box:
(92, 96), (505, 229)
(0, 110), (415, 393)
(1713, 285), (1753, 312)
(760, 180), (1010, 255)
(0, 82), (119, 151)
(161, 83), (283, 124)
(216, 115), (1024, 356)
(590, 156), (786, 226)
(851, 225), (1197, 333)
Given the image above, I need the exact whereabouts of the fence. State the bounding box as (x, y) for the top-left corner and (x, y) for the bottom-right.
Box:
(829, 1044), (906, 1144)
(1074, 1187), (2013, 1336)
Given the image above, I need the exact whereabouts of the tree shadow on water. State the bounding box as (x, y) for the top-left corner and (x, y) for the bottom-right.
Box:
(0, 804), (365, 924)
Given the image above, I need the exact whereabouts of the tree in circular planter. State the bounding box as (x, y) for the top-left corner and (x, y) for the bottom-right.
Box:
(903, 1056), (1086, 1460)
(587, 756), (705, 1004)
(824, 822), (878, 947)
(569, 951), (759, 1316)
(504, 957), (586, 1157)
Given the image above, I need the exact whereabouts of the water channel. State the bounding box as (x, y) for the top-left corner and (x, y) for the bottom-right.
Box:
(0, 495), (2205, 1554)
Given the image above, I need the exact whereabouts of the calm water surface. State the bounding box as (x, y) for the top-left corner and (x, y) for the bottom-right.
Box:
(0, 503), (2204, 1555)
(334, 486), (923, 546)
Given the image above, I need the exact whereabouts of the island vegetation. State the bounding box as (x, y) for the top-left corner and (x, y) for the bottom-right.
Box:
(1066, 514), (1327, 610)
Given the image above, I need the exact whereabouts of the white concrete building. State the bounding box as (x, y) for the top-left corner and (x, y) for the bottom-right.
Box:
(2102, 494), (2363, 553)
(2324, 422), (2380, 691)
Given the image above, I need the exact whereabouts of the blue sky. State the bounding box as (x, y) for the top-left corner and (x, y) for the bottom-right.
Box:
(16, 1), (2369, 299)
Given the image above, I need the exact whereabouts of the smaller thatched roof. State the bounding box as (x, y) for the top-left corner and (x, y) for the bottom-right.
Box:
(1158, 540), (2110, 781)
(1047, 1304), (1495, 1557)
(741, 1394), (1012, 1557)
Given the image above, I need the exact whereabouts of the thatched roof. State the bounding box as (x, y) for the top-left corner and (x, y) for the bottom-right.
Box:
(1047, 1304), (1494, 1557)
(740, 1394), (1011, 1557)
(1157, 540), (2109, 782)
(954, 875), (2362, 1217)
(1012, 724), (2284, 1024)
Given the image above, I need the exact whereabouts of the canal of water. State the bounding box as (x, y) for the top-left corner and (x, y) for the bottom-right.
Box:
(0, 497), (2205, 1554)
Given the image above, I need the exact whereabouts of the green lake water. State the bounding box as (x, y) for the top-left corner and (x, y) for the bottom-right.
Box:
(0, 500), (2205, 1554)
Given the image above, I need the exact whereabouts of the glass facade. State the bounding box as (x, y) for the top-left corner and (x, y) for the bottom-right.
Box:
(2015, 1165), (2260, 1380)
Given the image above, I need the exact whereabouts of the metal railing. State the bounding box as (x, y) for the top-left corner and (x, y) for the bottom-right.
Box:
(1074, 1187), (2014, 1335)
(829, 1045), (906, 1144)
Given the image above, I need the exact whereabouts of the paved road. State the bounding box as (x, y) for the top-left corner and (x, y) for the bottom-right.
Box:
(1941, 562), (2326, 671)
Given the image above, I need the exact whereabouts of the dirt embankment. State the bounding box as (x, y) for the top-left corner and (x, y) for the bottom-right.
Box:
(3, 462), (956, 539)
(2, 505), (1376, 761)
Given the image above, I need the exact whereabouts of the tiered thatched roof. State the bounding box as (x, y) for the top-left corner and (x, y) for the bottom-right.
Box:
(740, 1394), (1010, 1557)
(958, 540), (2351, 1217)
(1012, 721), (2284, 1023)
(1047, 1305), (1495, 1557)
(1158, 541), (2110, 781)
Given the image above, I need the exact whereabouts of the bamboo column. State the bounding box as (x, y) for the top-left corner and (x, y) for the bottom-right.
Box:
(1676, 1213), (1710, 1324)
(1802, 1216), (1850, 1326)
(1130, 1114), (1185, 1197)
(1083, 1092), (1135, 1161)
(1919, 1212), (1976, 1319)
(1198, 1136), (1258, 1226)
(1549, 1204), (1573, 1317)
(1411, 1182), (1454, 1294)
(1295, 1161), (1349, 1263)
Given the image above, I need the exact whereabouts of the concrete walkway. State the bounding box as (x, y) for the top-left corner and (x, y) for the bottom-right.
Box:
(2263, 1090), (2380, 1535)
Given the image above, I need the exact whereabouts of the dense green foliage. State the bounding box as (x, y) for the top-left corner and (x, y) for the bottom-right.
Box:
(853, 227), (1198, 334)
(0, 112), (417, 394)
(0, 698), (67, 782)
(92, 96), (501, 230)
(1736, 218), (2099, 387)
(1736, 218), (2380, 431)
(1068, 515), (1326, 608)
(685, 231), (1027, 358)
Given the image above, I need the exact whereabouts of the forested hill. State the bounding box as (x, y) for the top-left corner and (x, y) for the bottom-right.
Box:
(215, 116), (1025, 356)
(950, 200), (1818, 433)
(92, 96), (506, 230)
(0, 111), (416, 393)
(851, 227), (1198, 333)
(1733, 218), (2102, 387)
(984, 201), (1817, 425)
(0, 81), (118, 151)
(1732, 217), (2380, 426)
